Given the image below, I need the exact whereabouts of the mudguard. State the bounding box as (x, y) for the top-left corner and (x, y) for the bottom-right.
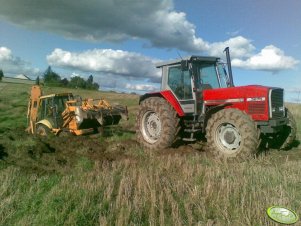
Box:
(139, 90), (184, 116)
(36, 119), (53, 129)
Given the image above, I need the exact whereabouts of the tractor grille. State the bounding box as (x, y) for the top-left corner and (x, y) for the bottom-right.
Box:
(248, 102), (265, 115)
(270, 88), (284, 118)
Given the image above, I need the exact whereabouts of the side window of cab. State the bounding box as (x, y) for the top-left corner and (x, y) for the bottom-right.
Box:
(167, 66), (192, 100)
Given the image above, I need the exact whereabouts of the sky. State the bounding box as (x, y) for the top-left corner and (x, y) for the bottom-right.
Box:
(0, 0), (300, 102)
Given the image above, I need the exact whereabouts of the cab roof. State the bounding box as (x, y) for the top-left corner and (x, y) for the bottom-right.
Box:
(156, 55), (219, 68)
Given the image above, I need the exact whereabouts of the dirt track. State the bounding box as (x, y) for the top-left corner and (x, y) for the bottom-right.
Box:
(1, 126), (300, 175)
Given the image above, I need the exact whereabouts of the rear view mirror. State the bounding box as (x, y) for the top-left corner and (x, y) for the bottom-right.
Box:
(181, 60), (189, 71)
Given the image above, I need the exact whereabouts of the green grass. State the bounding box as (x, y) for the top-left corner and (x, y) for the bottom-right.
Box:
(0, 84), (29, 130)
(0, 82), (301, 225)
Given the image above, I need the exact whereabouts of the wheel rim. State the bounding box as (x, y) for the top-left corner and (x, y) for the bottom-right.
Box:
(141, 110), (162, 144)
(215, 123), (241, 154)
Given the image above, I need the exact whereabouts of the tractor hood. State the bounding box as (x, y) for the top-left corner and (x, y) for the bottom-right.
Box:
(202, 85), (280, 121)
(203, 85), (285, 121)
(203, 85), (271, 104)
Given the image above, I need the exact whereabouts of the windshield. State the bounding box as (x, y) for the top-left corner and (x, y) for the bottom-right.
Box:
(194, 62), (230, 89)
(54, 96), (69, 113)
(195, 63), (219, 89)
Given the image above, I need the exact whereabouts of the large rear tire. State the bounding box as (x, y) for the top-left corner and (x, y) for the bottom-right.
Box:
(136, 97), (180, 150)
(206, 108), (259, 160)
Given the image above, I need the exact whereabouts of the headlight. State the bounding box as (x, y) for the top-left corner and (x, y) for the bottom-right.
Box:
(272, 106), (284, 113)
(75, 107), (83, 124)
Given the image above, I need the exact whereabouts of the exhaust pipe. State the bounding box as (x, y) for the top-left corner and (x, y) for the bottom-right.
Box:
(224, 47), (234, 87)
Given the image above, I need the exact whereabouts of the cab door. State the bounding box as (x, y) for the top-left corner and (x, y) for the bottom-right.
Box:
(193, 62), (226, 115)
(165, 65), (195, 114)
(53, 96), (69, 128)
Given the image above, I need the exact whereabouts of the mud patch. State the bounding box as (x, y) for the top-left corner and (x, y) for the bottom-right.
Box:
(2, 126), (300, 175)
(18, 134), (141, 173)
(0, 144), (8, 160)
(158, 142), (206, 156)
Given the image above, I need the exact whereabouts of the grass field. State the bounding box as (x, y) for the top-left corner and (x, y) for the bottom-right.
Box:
(0, 82), (300, 226)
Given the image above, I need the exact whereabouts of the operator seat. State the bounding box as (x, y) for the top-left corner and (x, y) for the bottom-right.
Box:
(201, 84), (213, 90)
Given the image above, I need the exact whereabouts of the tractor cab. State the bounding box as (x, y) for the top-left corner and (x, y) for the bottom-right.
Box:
(37, 93), (73, 129)
(156, 55), (232, 114)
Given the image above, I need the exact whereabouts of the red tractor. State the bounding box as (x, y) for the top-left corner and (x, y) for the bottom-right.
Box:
(136, 48), (297, 160)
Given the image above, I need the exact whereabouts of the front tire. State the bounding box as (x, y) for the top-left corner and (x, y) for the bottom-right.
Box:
(206, 108), (259, 160)
(136, 97), (180, 150)
(36, 124), (51, 137)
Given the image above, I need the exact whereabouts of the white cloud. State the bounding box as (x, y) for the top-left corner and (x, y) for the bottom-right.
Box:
(209, 36), (256, 58)
(47, 48), (161, 81)
(125, 83), (158, 92)
(0, 46), (40, 77)
(70, 72), (81, 78)
(0, 47), (12, 60)
(232, 45), (299, 72)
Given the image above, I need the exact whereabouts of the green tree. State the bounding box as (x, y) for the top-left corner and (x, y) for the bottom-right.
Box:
(87, 74), (93, 84)
(0, 69), (4, 81)
(61, 78), (69, 87)
(43, 66), (61, 86)
(92, 82), (99, 90)
(86, 75), (96, 90)
(35, 76), (40, 85)
(86, 74), (100, 90)
(68, 76), (86, 89)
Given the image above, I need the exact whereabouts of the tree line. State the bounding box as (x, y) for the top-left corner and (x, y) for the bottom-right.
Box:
(0, 67), (100, 90)
(38, 66), (100, 90)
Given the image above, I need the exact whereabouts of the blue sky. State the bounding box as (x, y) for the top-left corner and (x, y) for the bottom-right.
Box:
(0, 0), (300, 102)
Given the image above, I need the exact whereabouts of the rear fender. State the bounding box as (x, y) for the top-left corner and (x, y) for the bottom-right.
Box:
(36, 119), (53, 130)
(36, 119), (62, 135)
(140, 90), (184, 116)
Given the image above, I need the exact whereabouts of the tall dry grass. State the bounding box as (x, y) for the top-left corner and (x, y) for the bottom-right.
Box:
(1, 152), (301, 225)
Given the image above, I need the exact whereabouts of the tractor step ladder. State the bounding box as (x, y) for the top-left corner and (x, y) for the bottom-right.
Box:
(182, 115), (200, 142)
